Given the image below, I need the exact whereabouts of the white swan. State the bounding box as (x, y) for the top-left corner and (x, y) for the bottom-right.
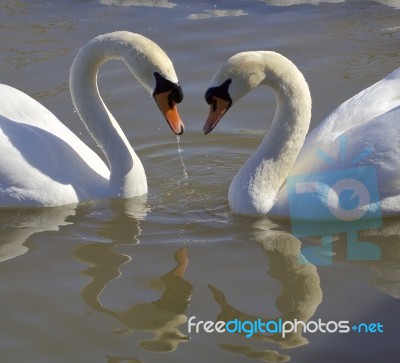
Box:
(203, 51), (400, 218)
(0, 31), (184, 207)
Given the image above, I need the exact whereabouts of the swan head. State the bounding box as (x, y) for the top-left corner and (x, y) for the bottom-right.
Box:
(203, 51), (298, 134)
(203, 52), (268, 134)
(71, 31), (185, 135)
(114, 32), (185, 135)
(152, 71), (184, 135)
(204, 79), (233, 134)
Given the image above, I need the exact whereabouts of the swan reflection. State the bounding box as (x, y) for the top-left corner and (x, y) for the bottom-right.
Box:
(210, 219), (322, 361)
(353, 218), (400, 299)
(72, 198), (192, 356)
(210, 217), (400, 362)
(0, 205), (76, 262)
(0, 197), (147, 262)
(299, 216), (400, 300)
(73, 200), (192, 356)
(75, 242), (192, 353)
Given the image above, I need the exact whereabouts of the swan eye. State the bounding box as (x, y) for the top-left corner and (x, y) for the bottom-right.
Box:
(171, 83), (184, 104)
(153, 72), (183, 106)
(204, 79), (232, 107)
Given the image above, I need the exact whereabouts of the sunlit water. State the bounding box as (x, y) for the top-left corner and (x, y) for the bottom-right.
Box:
(1, 1), (400, 362)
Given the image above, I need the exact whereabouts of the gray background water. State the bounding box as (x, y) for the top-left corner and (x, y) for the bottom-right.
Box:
(0, 1), (399, 362)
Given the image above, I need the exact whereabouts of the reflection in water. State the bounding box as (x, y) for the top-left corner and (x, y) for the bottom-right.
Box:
(94, 198), (148, 244)
(210, 219), (322, 362)
(356, 219), (400, 299)
(73, 197), (192, 357)
(75, 242), (192, 354)
(0, 197), (148, 263)
(0, 205), (76, 262)
(299, 217), (400, 299)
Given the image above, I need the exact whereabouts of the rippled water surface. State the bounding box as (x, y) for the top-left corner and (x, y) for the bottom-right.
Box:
(1, 1), (400, 362)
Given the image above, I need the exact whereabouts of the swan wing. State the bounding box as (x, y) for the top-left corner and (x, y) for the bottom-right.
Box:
(274, 105), (400, 217)
(0, 85), (110, 206)
(0, 85), (110, 176)
(292, 68), (400, 173)
(299, 67), (400, 157)
(339, 105), (400, 199)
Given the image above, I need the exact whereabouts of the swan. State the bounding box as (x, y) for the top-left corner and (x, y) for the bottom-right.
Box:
(203, 51), (400, 218)
(0, 31), (184, 207)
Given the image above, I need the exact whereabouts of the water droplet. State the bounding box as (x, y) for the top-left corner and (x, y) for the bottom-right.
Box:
(176, 135), (188, 186)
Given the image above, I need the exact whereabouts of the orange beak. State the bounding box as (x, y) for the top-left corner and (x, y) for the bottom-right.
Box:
(203, 97), (231, 134)
(154, 91), (185, 135)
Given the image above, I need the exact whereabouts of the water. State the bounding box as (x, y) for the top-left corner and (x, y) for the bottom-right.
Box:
(1, 1), (400, 362)
(176, 136), (189, 186)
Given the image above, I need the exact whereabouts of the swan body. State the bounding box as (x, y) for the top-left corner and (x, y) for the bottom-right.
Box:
(0, 31), (184, 207)
(204, 51), (400, 219)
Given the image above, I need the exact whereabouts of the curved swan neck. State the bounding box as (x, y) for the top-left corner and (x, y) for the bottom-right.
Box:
(69, 32), (147, 197)
(229, 52), (312, 214)
(265, 54), (312, 160)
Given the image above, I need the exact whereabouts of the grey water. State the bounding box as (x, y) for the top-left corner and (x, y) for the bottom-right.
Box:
(0, 1), (399, 362)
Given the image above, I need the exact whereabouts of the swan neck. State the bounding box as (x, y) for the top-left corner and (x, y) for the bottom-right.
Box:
(69, 34), (146, 198)
(230, 54), (311, 215)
